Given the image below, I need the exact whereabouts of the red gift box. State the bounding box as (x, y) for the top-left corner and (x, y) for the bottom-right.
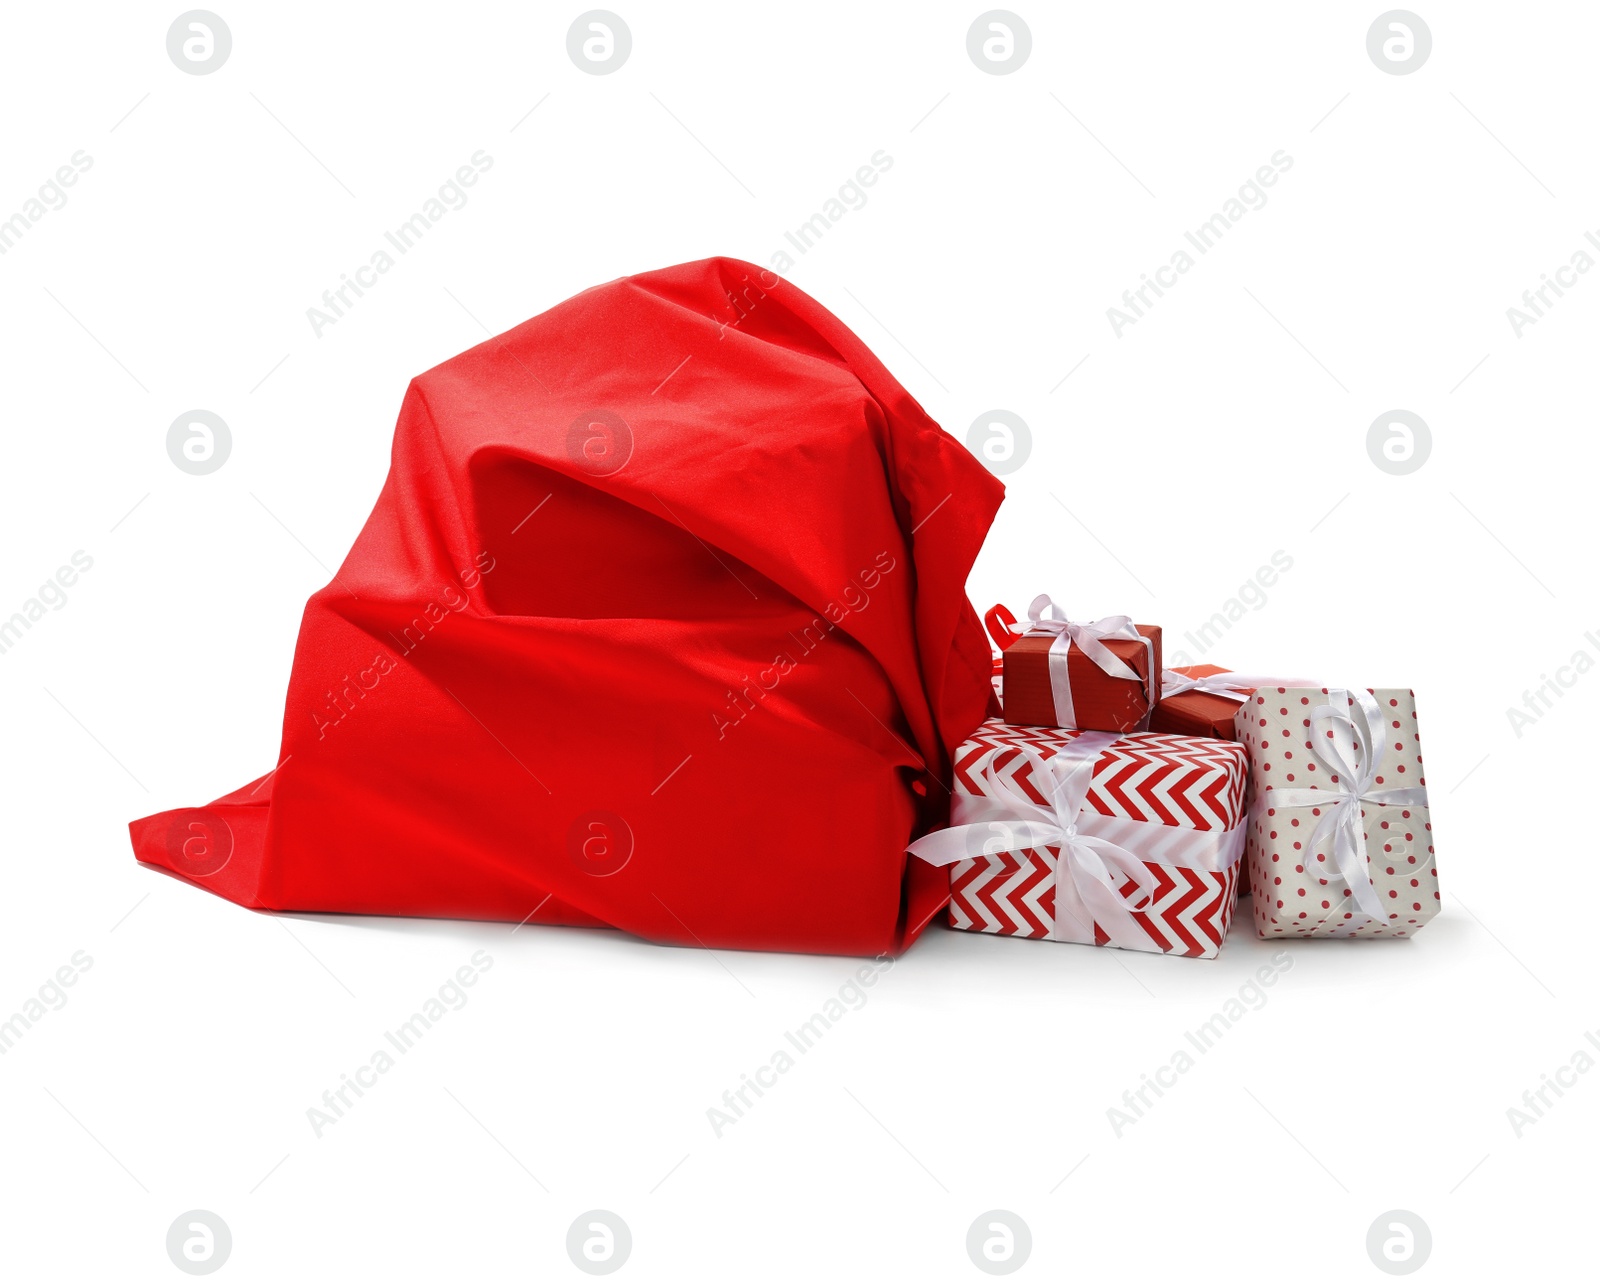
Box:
(908, 719), (1248, 958)
(1152, 664), (1244, 739)
(1000, 597), (1160, 733)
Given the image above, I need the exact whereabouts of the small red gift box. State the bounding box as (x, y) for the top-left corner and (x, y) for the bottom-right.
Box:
(999, 596), (1160, 733)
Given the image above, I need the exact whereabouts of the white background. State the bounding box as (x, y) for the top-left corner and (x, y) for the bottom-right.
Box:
(1, 1), (1593, 1280)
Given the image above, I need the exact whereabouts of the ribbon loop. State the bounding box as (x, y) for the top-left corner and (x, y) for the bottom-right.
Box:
(984, 603), (1022, 653)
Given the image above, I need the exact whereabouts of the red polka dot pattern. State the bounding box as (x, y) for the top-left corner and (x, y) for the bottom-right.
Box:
(1232, 686), (1438, 939)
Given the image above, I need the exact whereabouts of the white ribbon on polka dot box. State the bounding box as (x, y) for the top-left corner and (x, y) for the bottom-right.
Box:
(1236, 686), (1438, 938)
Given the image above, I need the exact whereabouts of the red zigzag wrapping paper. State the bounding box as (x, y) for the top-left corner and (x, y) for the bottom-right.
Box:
(920, 720), (1249, 959)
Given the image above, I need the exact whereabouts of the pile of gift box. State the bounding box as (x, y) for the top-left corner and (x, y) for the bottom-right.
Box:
(908, 596), (1439, 958)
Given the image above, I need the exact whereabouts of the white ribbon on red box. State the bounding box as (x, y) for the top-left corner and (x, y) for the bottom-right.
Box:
(1267, 687), (1429, 920)
(908, 730), (1245, 951)
(1159, 669), (1318, 702)
(1023, 595), (1155, 729)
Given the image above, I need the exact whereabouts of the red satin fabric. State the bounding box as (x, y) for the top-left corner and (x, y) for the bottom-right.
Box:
(130, 258), (1003, 955)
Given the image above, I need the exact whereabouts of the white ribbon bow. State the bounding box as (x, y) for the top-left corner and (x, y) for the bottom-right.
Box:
(908, 732), (1155, 947)
(1268, 688), (1429, 921)
(1025, 595), (1154, 728)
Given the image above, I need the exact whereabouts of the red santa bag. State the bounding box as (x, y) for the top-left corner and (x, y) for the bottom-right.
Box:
(130, 258), (1003, 956)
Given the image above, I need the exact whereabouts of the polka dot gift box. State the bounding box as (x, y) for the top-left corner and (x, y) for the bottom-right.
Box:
(1235, 687), (1438, 938)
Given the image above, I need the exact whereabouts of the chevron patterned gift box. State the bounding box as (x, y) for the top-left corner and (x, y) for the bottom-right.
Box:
(909, 719), (1250, 959)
